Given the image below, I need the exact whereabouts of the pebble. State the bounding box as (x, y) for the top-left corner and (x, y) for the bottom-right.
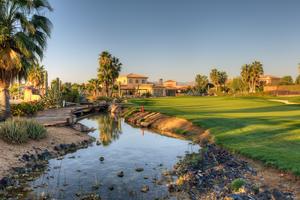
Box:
(141, 185), (149, 193)
(135, 167), (144, 172)
(117, 171), (124, 177)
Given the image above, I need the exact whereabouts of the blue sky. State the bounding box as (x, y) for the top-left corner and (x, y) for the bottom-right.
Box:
(43, 0), (300, 83)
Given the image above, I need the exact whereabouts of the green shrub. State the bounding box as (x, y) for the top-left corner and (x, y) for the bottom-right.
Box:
(11, 101), (45, 116)
(0, 119), (47, 144)
(24, 120), (47, 140)
(230, 178), (246, 192)
(173, 128), (189, 135)
(0, 119), (29, 144)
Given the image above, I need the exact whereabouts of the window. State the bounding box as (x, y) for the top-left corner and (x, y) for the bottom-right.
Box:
(129, 79), (133, 84)
(142, 79), (146, 84)
(135, 79), (139, 84)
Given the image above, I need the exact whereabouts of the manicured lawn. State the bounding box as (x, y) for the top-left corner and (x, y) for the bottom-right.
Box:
(130, 96), (300, 176)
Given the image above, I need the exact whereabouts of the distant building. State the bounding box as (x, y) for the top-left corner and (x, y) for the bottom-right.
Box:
(117, 73), (166, 96)
(116, 74), (189, 97)
(259, 75), (281, 86)
(117, 73), (148, 86)
(23, 86), (41, 102)
(163, 80), (177, 88)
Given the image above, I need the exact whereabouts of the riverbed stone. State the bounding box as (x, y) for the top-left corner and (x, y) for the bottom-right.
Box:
(108, 185), (114, 191)
(117, 171), (124, 177)
(135, 167), (144, 172)
(141, 185), (149, 193)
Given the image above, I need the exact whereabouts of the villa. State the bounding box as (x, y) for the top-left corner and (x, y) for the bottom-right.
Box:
(116, 73), (186, 97)
(259, 75), (281, 86)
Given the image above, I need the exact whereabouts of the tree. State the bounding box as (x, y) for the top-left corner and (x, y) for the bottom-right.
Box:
(87, 78), (101, 98)
(218, 71), (228, 90)
(241, 61), (264, 93)
(195, 74), (208, 94)
(210, 69), (220, 91)
(61, 82), (80, 103)
(295, 75), (300, 85)
(229, 77), (245, 93)
(249, 61), (264, 93)
(27, 64), (46, 89)
(279, 76), (294, 85)
(209, 68), (228, 92)
(0, 0), (52, 119)
(97, 51), (122, 97)
(241, 64), (251, 92)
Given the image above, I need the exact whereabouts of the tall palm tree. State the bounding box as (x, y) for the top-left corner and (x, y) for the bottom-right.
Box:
(27, 64), (45, 89)
(0, 0), (52, 119)
(97, 51), (122, 97)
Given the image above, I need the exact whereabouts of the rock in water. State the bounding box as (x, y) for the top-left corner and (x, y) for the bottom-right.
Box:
(108, 185), (114, 191)
(99, 156), (104, 161)
(135, 167), (144, 172)
(141, 185), (149, 193)
(117, 171), (124, 177)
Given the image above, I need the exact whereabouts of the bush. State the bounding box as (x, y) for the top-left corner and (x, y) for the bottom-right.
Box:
(230, 178), (246, 192)
(0, 119), (29, 144)
(0, 119), (47, 144)
(96, 96), (113, 102)
(11, 101), (45, 116)
(24, 120), (47, 140)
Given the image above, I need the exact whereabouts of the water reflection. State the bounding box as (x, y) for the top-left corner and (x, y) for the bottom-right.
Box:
(90, 114), (122, 146)
(24, 114), (200, 200)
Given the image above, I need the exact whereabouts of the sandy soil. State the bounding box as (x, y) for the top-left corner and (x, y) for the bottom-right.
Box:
(0, 127), (91, 179)
(0, 106), (93, 180)
(240, 156), (300, 199)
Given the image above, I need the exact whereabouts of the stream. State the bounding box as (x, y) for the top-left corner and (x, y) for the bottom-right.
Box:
(26, 114), (200, 199)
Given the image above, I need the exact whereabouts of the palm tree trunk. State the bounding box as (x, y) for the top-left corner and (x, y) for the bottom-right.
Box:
(0, 82), (11, 120)
(105, 82), (109, 97)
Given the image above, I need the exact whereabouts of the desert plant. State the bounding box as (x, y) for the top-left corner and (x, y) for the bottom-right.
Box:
(0, 119), (47, 144)
(24, 120), (47, 140)
(0, 119), (29, 144)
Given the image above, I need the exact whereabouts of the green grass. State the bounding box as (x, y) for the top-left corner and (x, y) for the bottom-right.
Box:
(130, 96), (300, 176)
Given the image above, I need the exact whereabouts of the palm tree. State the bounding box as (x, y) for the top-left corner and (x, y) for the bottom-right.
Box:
(87, 78), (101, 98)
(210, 68), (220, 91)
(0, 0), (52, 119)
(97, 51), (122, 97)
(241, 64), (251, 92)
(249, 61), (263, 93)
(195, 74), (208, 94)
(27, 64), (45, 89)
(241, 62), (264, 93)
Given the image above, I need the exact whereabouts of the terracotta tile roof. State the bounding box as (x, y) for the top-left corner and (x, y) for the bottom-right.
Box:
(164, 80), (176, 82)
(126, 73), (148, 78)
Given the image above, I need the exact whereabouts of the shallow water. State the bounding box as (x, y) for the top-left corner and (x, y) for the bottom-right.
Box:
(28, 114), (199, 200)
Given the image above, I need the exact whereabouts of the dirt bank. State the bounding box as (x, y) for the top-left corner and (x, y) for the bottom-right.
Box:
(123, 108), (299, 199)
(0, 107), (95, 180)
(123, 109), (210, 143)
(0, 127), (91, 180)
